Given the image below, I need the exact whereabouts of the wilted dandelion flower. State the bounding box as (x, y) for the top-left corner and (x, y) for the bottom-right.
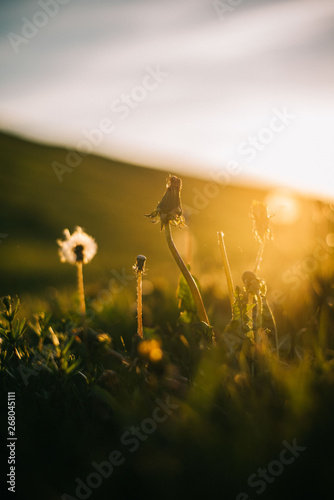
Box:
(145, 174), (185, 230)
(57, 226), (97, 265)
(242, 271), (267, 297)
(145, 175), (209, 325)
(250, 201), (272, 244)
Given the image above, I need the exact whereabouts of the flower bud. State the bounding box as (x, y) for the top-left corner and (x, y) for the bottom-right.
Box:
(135, 255), (147, 272)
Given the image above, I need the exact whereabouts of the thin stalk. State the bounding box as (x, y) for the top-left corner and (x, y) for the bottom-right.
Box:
(76, 261), (86, 317)
(256, 295), (263, 330)
(137, 270), (143, 338)
(186, 227), (192, 266)
(248, 293), (255, 331)
(165, 223), (209, 325)
(217, 232), (235, 312)
(254, 240), (266, 274)
(265, 298), (279, 360)
(255, 294), (263, 344)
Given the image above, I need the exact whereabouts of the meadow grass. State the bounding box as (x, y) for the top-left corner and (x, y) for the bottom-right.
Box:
(0, 131), (317, 297)
(1, 132), (334, 500)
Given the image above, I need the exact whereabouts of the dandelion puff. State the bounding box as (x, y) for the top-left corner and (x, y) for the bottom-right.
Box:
(57, 226), (97, 317)
(57, 226), (97, 265)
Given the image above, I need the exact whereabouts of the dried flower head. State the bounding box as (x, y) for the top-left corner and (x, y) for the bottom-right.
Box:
(133, 254), (147, 274)
(250, 201), (272, 244)
(242, 271), (267, 297)
(57, 226), (97, 265)
(145, 174), (185, 230)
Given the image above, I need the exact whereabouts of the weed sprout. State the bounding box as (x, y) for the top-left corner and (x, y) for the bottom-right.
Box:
(242, 270), (279, 358)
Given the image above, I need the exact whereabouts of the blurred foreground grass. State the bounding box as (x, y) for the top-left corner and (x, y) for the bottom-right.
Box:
(1, 283), (334, 500)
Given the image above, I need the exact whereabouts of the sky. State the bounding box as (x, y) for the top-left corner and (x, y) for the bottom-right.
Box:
(0, 0), (334, 201)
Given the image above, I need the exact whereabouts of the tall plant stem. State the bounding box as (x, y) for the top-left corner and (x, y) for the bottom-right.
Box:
(248, 293), (255, 330)
(254, 294), (263, 344)
(186, 227), (192, 266)
(266, 299), (279, 360)
(137, 271), (143, 338)
(76, 261), (86, 317)
(165, 223), (210, 325)
(217, 232), (235, 312)
(254, 240), (266, 274)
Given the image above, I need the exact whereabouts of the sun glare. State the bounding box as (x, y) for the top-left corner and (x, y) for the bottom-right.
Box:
(265, 189), (301, 225)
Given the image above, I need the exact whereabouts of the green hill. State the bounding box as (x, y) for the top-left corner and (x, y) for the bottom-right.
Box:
(0, 131), (322, 305)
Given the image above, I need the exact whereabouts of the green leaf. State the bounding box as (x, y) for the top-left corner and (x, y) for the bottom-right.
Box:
(66, 359), (81, 375)
(16, 318), (27, 338)
(62, 335), (75, 356)
(222, 287), (252, 352)
(177, 269), (197, 314)
(178, 311), (194, 324)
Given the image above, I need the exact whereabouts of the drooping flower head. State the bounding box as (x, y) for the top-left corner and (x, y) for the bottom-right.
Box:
(250, 201), (273, 244)
(57, 226), (97, 265)
(242, 271), (267, 297)
(145, 174), (185, 230)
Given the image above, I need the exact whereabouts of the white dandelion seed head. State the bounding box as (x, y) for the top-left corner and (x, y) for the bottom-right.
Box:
(57, 226), (97, 265)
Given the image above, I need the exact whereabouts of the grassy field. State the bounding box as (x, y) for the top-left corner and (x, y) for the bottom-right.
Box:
(0, 131), (327, 306)
(1, 132), (334, 499)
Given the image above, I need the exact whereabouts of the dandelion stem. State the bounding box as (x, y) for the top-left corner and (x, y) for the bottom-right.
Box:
(137, 270), (143, 338)
(248, 293), (255, 330)
(255, 294), (263, 344)
(254, 240), (266, 274)
(76, 261), (86, 317)
(217, 232), (235, 312)
(266, 299), (279, 360)
(165, 223), (210, 325)
(186, 227), (192, 266)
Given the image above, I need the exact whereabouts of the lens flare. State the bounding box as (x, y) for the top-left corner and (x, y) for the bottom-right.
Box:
(265, 190), (300, 225)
